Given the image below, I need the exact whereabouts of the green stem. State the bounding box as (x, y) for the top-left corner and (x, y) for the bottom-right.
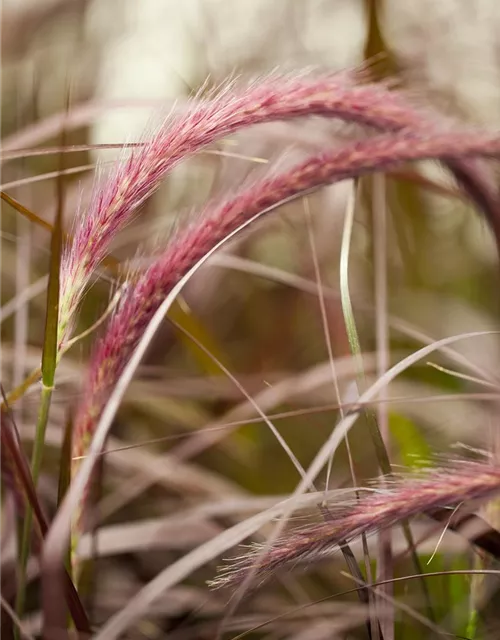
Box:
(15, 384), (54, 636)
(466, 605), (479, 640)
(339, 184), (390, 472)
(339, 180), (435, 623)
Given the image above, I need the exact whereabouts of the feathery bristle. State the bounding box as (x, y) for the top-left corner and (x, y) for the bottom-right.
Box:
(211, 459), (500, 589)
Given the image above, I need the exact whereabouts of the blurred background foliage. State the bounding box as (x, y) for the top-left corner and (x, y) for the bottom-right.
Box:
(3, 1), (500, 638)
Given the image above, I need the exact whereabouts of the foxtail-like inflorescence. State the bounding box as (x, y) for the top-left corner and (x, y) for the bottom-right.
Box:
(71, 128), (500, 464)
(58, 72), (500, 349)
(69, 126), (500, 558)
(210, 459), (500, 589)
(66, 72), (500, 567)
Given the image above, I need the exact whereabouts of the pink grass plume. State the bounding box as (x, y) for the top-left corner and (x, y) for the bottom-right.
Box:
(211, 459), (500, 589)
(58, 72), (500, 347)
(70, 126), (500, 555)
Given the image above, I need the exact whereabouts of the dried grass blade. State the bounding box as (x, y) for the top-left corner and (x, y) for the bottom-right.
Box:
(87, 332), (497, 640)
(1, 191), (52, 232)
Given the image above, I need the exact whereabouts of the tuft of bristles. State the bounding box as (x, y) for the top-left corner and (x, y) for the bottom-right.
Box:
(210, 459), (500, 589)
(58, 72), (500, 348)
(71, 128), (500, 464)
(69, 126), (500, 557)
(66, 72), (500, 564)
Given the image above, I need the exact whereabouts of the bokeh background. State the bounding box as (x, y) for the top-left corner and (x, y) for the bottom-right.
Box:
(3, 1), (500, 638)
